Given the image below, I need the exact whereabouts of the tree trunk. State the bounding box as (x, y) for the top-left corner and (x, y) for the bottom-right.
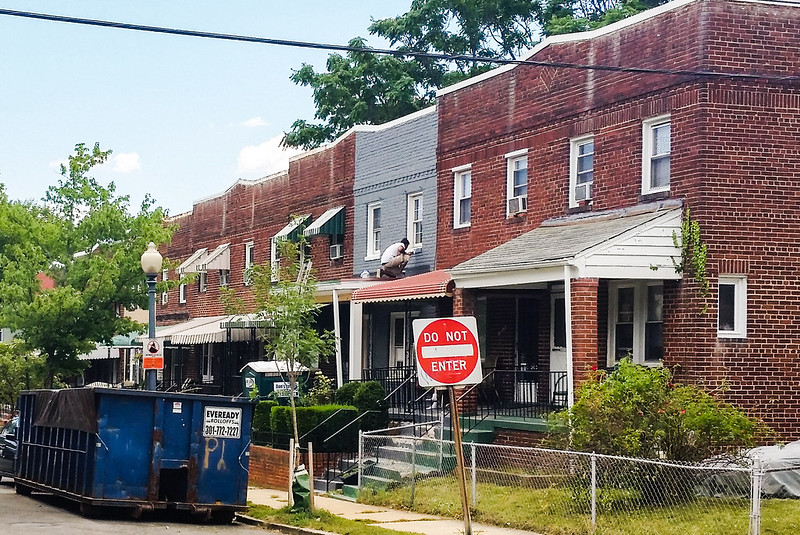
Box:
(288, 370), (300, 467)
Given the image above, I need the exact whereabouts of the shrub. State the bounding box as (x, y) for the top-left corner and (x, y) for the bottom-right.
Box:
(547, 358), (766, 462)
(271, 404), (359, 452)
(333, 381), (389, 432)
(252, 400), (278, 445)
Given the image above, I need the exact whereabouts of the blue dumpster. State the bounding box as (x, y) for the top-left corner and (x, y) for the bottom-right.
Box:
(14, 387), (253, 522)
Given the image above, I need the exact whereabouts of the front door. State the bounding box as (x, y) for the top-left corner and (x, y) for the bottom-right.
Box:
(390, 312), (406, 367)
(550, 292), (568, 405)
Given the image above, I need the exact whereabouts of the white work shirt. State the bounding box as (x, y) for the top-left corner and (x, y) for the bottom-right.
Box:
(380, 242), (406, 264)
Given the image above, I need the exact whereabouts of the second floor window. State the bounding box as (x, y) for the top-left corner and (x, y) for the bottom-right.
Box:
(244, 241), (254, 286)
(718, 276), (747, 338)
(570, 136), (594, 207)
(198, 271), (207, 293)
(179, 283), (187, 304)
(407, 193), (423, 249)
(161, 269), (169, 305)
(366, 203), (382, 259)
(506, 149), (528, 216)
(642, 115), (671, 194)
(453, 166), (472, 228)
(219, 269), (229, 287)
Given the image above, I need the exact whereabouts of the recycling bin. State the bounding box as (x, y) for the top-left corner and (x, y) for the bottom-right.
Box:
(14, 387), (253, 522)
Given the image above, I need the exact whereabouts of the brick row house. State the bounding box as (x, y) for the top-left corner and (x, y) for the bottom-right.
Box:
(154, 0), (800, 440)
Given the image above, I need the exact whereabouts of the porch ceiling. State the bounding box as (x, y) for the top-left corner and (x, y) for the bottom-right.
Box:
(450, 200), (684, 289)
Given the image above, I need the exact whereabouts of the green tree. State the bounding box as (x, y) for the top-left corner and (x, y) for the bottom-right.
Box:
(0, 340), (46, 411)
(284, 0), (663, 149)
(0, 143), (175, 387)
(221, 237), (335, 456)
(547, 359), (765, 462)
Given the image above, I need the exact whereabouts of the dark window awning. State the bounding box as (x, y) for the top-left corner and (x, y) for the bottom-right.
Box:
(274, 214), (311, 243)
(352, 270), (454, 303)
(304, 206), (345, 237)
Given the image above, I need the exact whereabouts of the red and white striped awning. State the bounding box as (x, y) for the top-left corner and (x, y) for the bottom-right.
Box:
(352, 270), (454, 303)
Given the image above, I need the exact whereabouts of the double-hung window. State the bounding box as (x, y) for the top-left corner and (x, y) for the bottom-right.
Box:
(179, 283), (187, 304)
(642, 115), (671, 194)
(244, 241), (254, 286)
(407, 193), (423, 249)
(198, 271), (207, 293)
(453, 165), (472, 228)
(366, 203), (382, 259)
(201, 344), (214, 383)
(608, 281), (663, 365)
(161, 269), (169, 305)
(219, 269), (230, 287)
(718, 276), (747, 338)
(505, 149), (528, 216)
(569, 136), (594, 207)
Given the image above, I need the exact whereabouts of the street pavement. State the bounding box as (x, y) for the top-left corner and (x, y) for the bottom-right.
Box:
(247, 487), (540, 535)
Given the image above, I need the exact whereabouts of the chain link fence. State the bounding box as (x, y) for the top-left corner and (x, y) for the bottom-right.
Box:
(358, 429), (797, 535)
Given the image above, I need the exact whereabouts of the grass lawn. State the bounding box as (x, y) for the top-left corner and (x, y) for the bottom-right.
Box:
(357, 477), (800, 535)
(245, 503), (424, 535)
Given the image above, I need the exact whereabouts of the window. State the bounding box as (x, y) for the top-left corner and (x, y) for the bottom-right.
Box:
(198, 271), (207, 293)
(219, 269), (229, 287)
(179, 283), (187, 304)
(453, 165), (472, 228)
(642, 115), (671, 194)
(244, 241), (254, 286)
(366, 203), (382, 259)
(270, 236), (281, 283)
(506, 149), (528, 216)
(161, 269), (169, 305)
(407, 193), (423, 249)
(569, 136), (594, 207)
(718, 276), (747, 338)
(201, 344), (214, 383)
(608, 281), (663, 365)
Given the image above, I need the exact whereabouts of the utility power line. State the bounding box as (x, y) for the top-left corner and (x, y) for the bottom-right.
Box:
(1, 7), (799, 82)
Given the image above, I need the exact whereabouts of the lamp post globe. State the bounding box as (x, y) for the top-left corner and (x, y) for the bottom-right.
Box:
(141, 242), (162, 390)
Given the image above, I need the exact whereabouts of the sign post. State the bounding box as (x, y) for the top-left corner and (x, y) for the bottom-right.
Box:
(413, 317), (481, 535)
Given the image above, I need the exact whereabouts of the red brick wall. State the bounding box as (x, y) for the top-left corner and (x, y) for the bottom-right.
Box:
(571, 279), (599, 386)
(158, 135), (356, 322)
(249, 445), (291, 490)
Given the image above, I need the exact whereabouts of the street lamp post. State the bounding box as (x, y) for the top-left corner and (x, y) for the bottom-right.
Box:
(140, 242), (163, 391)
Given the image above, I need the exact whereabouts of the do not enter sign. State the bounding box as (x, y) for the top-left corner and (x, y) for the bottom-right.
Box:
(413, 317), (482, 387)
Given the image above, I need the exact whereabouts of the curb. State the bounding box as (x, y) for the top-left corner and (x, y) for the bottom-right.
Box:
(236, 513), (334, 535)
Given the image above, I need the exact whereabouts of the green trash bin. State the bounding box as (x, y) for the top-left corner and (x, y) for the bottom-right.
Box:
(240, 361), (309, 404)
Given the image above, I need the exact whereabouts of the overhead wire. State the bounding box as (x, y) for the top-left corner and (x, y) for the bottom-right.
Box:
(0, 7), (799, 82)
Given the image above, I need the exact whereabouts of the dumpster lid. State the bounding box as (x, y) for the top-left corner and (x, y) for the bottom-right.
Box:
(240, 360), (309, 374)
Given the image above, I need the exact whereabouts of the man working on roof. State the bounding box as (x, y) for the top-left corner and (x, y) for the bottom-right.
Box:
(380, 238), (413, 278)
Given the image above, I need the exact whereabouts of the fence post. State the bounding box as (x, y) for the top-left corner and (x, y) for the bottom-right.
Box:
(471, 442), (477, 508)
(591, 452), (597, 529)
(358, 430), (363, 492)
(410, 436), (417, 507)
(750, 458), (762, 535)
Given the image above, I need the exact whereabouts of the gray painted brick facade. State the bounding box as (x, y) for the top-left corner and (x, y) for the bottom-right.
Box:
(353, 107), (438, 277)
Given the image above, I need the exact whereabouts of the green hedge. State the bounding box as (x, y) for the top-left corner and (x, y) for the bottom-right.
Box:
(252, 400), (278, 445)
(334, 380), (389, 432)
(271, 404), (359, 452)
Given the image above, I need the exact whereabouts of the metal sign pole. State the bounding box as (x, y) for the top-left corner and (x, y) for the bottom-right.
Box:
(448, 386), (472, 535)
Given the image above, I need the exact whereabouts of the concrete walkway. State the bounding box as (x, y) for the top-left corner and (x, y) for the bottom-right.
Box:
(247, 487), (539, 535)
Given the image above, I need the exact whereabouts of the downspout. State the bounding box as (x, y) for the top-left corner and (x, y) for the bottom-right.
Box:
(564, 265), (575, 407)
(332, 289), (343, 387)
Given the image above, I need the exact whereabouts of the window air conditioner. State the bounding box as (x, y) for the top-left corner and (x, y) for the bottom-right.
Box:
(329, 244), (343, 260)
(508, 196), (528, 215)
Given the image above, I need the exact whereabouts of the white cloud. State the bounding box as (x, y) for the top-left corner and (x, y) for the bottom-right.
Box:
(241, 116), (269, 128)
(237, 135), (302, 175)
(107, 152), (141, 173)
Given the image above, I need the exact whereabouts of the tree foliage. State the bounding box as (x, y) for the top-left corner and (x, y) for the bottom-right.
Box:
(0, 340), (46, 410)
(547, 359), (766, 462)
(284, 0), (666, 149)
(0, 143), (175, 386)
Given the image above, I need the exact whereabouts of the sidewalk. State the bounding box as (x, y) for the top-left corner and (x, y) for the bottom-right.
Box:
(246, 487), (538, 535)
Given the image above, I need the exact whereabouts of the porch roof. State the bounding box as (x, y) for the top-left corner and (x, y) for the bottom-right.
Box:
(450, 200), (684, 289)
(352, 270), (454, 303)
(137, 315), (259, 345)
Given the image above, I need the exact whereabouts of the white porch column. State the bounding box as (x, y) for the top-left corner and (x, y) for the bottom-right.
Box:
(348, 300), (364, 381)
(332, 289), (343, 388)
(564, 265), (575, 407)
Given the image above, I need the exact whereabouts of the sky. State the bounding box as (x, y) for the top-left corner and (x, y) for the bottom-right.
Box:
(0, 1), (411, 215)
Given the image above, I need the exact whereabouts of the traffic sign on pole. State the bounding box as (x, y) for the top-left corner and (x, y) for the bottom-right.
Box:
(143, 338), (164, 370)
(413, 316), (482, 387)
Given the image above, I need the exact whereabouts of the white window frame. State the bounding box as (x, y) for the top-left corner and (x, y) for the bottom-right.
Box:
(179, 283), (187, 304)
(219, 269), (229, 287)
(642, 115), (671, 195)
(201, 344), (214, 383)
(569, 135), (594, 208)
(161, 269), (169, 305)
(198, 271), (207, 293)
(270, 236), (281, 283)
(453, 164), (472, 229)
(244, 241), (254, 286)
(505, 149), (528, 217)
(365, 202), (382, 260)
(718, 276), (747, 339)
(607, 281), (663, 366)
(407, 192), (423, 249)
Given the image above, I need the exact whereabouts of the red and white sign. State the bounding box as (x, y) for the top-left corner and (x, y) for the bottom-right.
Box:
(413, 317), (482, 387)
(143, 338), (164, 370)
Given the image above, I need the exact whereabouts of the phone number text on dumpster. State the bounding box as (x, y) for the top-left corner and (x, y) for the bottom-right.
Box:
(203, 406), (242, 439)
